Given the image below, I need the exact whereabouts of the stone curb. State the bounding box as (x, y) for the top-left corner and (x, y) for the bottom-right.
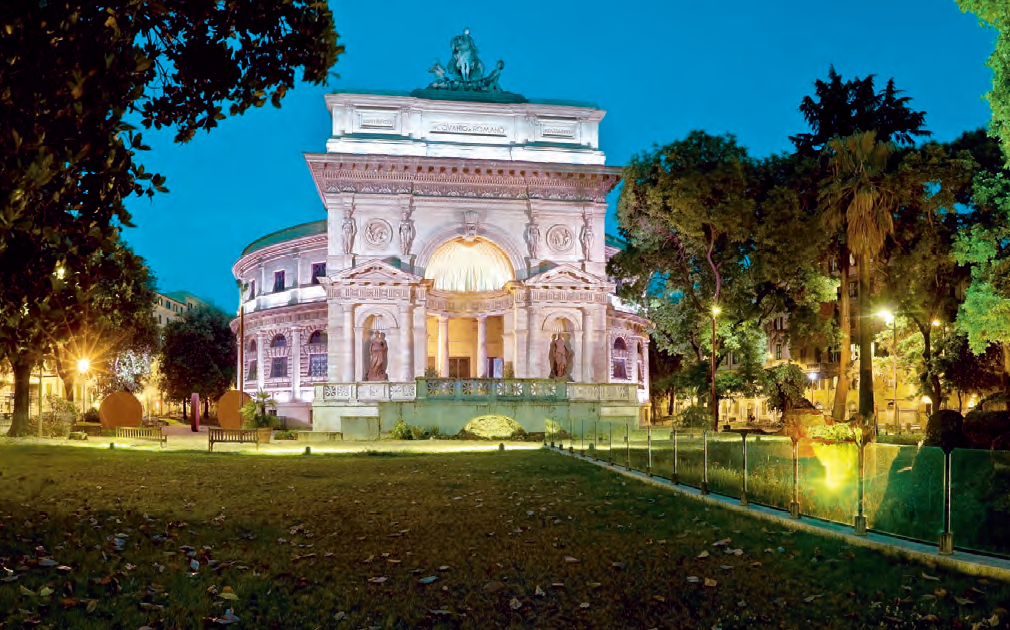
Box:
(551, 447), (1010, 583)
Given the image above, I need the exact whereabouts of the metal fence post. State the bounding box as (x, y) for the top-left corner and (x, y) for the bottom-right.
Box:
(592, 419), (598, 461)
(789, 438), (800, 518)
(672, 428), (679, 485)
(569, 415), (574, 454)
(581, 417), (585, 457)
(609, 422), (614, 466)
(739, 431), (749, 506)
(625, 419), (631, 470)
(701, 429), (710, 495)
(939, 449), (954, 554)
(646, 423), (653, 476)
(854, 443), (867, 536)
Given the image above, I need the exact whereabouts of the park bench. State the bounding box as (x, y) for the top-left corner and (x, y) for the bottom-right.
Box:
(115, 426), (167, 447)
(207, 427), (271, 452)
(71, 422), (102, 437)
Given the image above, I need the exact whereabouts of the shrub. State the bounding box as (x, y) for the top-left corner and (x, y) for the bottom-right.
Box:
(809, 423), (855, 442)
(962, 410), (1010, 450)
(42, 413), (69, 438)
(673, 405), (709, 429)
(81, 408), (100, 424)
(241, 391), (278, 429)
(273, 430), (298, 440)
(923, 409), (967, 450)
(423, 366), (439, 379)
(427, 425), (442, 438)
(389, 420), (415, 440)
(459, 415), (526, 440)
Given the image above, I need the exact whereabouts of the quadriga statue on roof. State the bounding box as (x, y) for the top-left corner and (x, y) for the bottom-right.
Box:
(427, 28), (505, 94)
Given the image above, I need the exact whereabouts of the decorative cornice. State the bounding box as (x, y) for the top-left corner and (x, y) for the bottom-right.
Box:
(305, 154), (622, 205)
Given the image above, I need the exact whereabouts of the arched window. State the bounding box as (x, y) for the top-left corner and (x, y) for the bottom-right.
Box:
(270, 334), (286, 348)
(612, 337), (628, 379)
(248, 339), (257, 353)
(308, 330), (327, 345)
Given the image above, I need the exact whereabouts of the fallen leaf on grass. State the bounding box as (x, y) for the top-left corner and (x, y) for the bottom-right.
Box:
(935, 588), (948, 598)
(696, 551), (710, 559)
(483, 581), (504, 593)
(712, 538), (731, 547)
(219, 586), (238, 601)
(563, 556), (580, 563)
(579, 602), (590, 609)
(368, 577), (387, 584)
(419, 576), (438, 584)
(509, 597), (522, 610)
(804, 594), (822, 603)
(954, 597), (975, 606)
(535, 585), (545, 597)
(686, 576), (700, 583)
(704, 578), (717, 587)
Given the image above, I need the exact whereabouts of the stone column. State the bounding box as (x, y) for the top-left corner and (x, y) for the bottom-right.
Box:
(342, 306), (355, 382)
(438, 315), (450, 378)
(354, 322), (365, 383)
(256, 331), (265, 391)
(642, 339), (651, 395)
(476, 316), (488, 378)
(327, 300), (342, 381)
(413, 304), (427, 378)
(293, 251), (302, 303)
(258, 262), (265, 296)
(399, 305), (414, 382)
(582, 309), (595, 383)
(291, 327), (301, 400)
(629, 336), (639, 382)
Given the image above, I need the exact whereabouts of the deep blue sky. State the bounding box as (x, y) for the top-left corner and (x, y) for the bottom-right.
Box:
(123, 0), (996, 309)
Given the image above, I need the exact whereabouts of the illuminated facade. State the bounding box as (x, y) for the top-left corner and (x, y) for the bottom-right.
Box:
(232, 34), (650, 431)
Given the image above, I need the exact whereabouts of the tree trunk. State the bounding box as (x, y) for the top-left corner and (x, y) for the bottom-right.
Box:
(831, 248), (851, 422)
(857, 254), (875, 425)
(7, 355), (33, 437)
(1002, 343), (1010, 393)
(922, 329), (942, 410)
(181, 398), (187, 423)
(204, 397), (209, 419)
(54, 354), (74, 402)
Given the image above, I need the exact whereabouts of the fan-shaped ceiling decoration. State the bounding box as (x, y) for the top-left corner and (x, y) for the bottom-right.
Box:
(425, 237), (514, 293)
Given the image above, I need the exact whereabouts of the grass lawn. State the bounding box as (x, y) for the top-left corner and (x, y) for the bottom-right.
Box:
(0, 446), (1008, 629)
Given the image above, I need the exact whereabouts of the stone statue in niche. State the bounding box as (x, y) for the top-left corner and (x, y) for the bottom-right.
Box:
(526, 223), (540, 259)
(341, 214), (356, 254)
(399, 210), (415, 256)
(366, 330), (388, 381)
(462, 210), (479, 242)
(580, 221), (595, 260)
(548, 334), (573, 380)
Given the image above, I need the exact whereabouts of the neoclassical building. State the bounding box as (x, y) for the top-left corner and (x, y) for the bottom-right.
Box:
(232, 31), (650, 433)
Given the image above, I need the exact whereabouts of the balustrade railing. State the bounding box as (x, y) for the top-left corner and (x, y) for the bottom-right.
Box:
(314, 379), (639, 404)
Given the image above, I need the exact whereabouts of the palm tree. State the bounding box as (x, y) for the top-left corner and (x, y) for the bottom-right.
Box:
(819, 131), (898, 425)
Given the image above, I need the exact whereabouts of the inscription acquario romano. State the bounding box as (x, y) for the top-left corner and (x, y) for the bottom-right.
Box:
(431, 121), (506, 136)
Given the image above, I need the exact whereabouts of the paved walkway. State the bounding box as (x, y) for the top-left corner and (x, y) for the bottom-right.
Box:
(551, 446), (1010, 582)
(5, 425), (542, 454)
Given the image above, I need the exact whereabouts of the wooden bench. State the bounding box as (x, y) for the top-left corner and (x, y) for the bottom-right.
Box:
(115, 427), (167, 447)
(208, 427), (271, 452)
(71, 422), (103, 437)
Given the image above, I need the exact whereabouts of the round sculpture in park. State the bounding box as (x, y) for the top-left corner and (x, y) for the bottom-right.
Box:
(218, 390), (252, 429)
(98, 391), (143, 430)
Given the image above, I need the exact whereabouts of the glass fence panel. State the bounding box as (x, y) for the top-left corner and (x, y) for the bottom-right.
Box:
(797, 440), (857, 527)
(863, 443), (943, 543)
(951, 448), (1010, 558)
(628, 438), (649, 473)
(651, 435), (675, 480)
(706, 434), (742, 499)
(743, 436), (794, 510)
(675, 432), (706, 489)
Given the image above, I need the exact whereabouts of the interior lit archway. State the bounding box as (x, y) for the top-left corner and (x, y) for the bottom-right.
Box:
(424, 237), (514, 293)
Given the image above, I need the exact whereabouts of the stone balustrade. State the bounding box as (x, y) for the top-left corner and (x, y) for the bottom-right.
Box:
(314, 379), (638, 404)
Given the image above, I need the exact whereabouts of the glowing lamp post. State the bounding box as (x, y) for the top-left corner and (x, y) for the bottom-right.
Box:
(77, 358), (91, 415)
(710, 305), (720, 430)
(807, 372), (818, 405)
(878, 311), (897, 434)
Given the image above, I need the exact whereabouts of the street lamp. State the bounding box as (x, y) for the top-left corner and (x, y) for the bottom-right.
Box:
(711, 305), (721, 430)
(807, 372), (818, 405)
(878, 311), (897, 434)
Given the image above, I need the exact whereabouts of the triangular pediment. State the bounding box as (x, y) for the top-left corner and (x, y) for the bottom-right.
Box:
(328, 259), (423, 285)
(524, 263), (611, 288)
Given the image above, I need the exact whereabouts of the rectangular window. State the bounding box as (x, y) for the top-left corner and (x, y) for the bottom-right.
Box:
(311, 263), (326, 285)
(448, 357), (470, 379)
(309, 354), (327, 377)
(271, 357), (287, 378)
(248, 360), (257, 380)
(273, 270), (285, 293)
(775, 344), (782, 360)
(249, 280), (256, 298)
(612, 359), (627, 380)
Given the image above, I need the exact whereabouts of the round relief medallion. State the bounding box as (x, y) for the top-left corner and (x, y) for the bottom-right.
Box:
(363, 219), (393, 247)
(546, 225), (575, 252)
